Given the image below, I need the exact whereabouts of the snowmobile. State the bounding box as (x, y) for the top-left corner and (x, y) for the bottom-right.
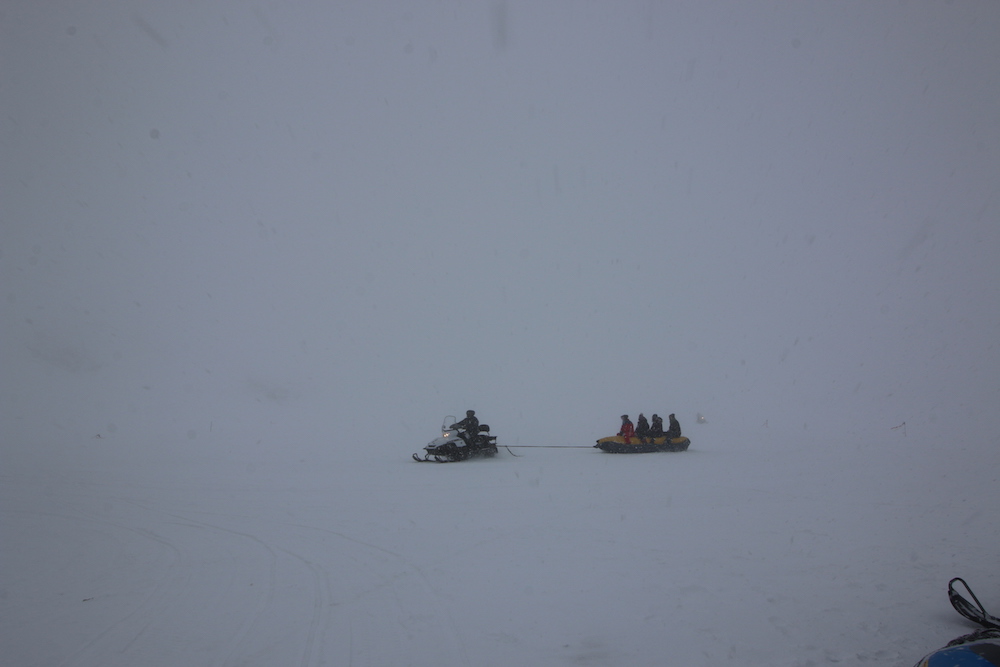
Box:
(413, 415), (498, 463)
(913, 578), (1000, 666)
(594, 434), (691, 453)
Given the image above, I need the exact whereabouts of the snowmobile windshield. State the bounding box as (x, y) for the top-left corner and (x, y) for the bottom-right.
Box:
(441, 416), (457, 435)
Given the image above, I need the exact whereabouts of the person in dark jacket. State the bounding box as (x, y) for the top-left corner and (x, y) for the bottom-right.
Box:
(648, 414), (665, 439)
(452, 410), (479, 446)
(664, 413), (682, 440)
(618, 415), (635, 444)
(635, 413), (650, 443)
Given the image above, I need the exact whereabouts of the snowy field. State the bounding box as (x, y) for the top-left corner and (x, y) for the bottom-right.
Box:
(3, 2), (999, 665)
(3, 418), (996, 666)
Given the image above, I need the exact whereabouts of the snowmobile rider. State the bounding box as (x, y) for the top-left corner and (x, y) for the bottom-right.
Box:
(665, 413), (682, 440)
(648, 414), (664, 439)
(451, 410), (480, 446)
(618, 415), (635, 444)
(635, 413), (650, 443)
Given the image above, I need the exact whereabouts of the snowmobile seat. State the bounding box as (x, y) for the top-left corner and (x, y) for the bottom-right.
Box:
(479, 424), (490, 433)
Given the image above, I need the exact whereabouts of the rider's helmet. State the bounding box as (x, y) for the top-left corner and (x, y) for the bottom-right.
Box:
(467, 410), (475, 416)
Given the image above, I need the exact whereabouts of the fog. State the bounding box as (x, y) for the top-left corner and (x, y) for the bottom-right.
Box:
(2, 2), (999, 665)
(3, 1), (995, 450)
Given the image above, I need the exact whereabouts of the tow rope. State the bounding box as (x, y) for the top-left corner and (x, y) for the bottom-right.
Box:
(503, 444), (594, 457)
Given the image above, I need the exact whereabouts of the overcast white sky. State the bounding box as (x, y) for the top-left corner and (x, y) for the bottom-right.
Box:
(3, 1), (998, 454)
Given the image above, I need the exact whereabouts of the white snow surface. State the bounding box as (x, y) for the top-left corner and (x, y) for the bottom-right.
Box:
(3, 2), (1000, 665)
(3, 424), (997, 667)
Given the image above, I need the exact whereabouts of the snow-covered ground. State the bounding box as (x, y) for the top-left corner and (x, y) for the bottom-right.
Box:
(2, 417), (996, 666)
(3, 2), (999, 665)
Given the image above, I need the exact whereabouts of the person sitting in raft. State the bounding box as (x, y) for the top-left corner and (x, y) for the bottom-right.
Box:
(648, 414), (665, 439)
(664, 413), (682, 440)
(618, 415), (635, 444)
(635, 413), (650, 443)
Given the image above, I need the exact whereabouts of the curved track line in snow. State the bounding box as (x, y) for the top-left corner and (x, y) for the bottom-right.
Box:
(40, 495), (283, 667)
(7, 477), (474, 665)
(99, 499), (283, 652)
(155, 516), (281, 667)
(277, 548), (333, 667)
(49, 513), (186, 667)
(286, 522), (471, 666)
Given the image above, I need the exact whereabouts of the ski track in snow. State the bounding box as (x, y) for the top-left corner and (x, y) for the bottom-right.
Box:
(2, 464), (475, 667)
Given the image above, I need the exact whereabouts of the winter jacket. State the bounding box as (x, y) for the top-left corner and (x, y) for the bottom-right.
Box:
(635, 415), (650, 439)
(618, 419), (635, 444)
(454, 415), (479, 436)
(665, 415), (682, 440)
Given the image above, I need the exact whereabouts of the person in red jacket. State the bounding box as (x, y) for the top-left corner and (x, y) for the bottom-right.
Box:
(618, 415), (635, 444)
